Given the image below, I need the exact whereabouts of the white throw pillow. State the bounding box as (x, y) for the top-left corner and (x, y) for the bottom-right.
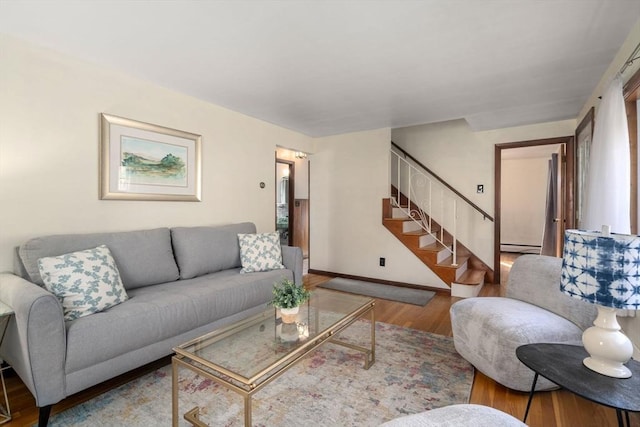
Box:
(237, 232), (285, 273)
(38, 245), (129, 321)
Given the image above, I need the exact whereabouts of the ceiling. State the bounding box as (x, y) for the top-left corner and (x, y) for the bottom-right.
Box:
(1, 1), (638, 137)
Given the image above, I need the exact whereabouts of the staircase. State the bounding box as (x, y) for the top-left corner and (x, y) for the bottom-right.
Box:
(385, 143), (494, 297)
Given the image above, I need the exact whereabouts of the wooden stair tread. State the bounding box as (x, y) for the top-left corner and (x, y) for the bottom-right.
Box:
(417, 242), (450, 252)
(454, 268), (486, 285)
(383, 217), (441, 232)
(403, 230), (429, 236)
(383, 217), (412, 222)
(418, 236), (452, 247)
(437, 255), (469, 268)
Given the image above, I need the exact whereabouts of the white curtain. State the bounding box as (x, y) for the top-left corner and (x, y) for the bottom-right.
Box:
(582, 75), (631, 234)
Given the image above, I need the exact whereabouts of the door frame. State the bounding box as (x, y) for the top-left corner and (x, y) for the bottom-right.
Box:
(276, 158), (295, 245)
(494, 136), (574, 284)
(623, 68), (640, 234)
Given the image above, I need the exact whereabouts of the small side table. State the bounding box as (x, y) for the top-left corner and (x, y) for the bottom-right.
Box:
(516, 343), (640, 427)
(0, 301), (13, 425)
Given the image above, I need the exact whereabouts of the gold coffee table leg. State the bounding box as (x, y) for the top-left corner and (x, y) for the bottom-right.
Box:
(184, 407), (208, 427)
(327, 303), (376, 369)
(172, 357), (179, 427)
(244, 394), (252, 427)
(369, 305), (376, 368)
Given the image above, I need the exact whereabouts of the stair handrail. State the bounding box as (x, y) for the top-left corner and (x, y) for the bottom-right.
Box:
(391, 141), (494, 222)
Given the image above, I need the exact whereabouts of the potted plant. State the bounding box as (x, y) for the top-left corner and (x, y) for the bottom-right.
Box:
(271, 279), (310, 323)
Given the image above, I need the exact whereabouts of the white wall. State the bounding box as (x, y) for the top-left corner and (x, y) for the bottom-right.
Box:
(310, 128), (447, 289)
(501, 157), (548, 248)
(0, 35), (313, 272)
(391, 118), (575, 265)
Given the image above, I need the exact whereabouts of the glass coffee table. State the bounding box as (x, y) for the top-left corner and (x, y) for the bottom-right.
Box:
(172, 288), (375, 426)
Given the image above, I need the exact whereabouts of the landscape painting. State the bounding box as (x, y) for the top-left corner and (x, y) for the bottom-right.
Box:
(120, 136), (188, 187)
(100, 113), (202, 201)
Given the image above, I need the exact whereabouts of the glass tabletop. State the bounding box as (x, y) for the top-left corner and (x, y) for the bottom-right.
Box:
(174, 288), (374, 385)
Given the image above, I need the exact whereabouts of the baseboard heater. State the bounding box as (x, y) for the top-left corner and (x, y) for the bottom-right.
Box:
(500, 243), (541, 254)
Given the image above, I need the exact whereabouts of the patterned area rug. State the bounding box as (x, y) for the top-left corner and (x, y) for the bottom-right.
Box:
(44, 321), (473, 426)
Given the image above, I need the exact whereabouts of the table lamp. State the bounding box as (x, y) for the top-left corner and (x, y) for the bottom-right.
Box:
(560, 226), (640, 378)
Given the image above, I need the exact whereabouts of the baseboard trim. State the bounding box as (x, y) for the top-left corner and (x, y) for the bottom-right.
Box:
(307, 269), (450, 295)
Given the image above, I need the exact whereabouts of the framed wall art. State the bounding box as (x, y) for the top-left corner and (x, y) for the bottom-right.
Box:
(99, 113), (202, 201)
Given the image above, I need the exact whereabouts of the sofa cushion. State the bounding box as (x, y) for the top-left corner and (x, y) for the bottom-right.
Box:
(238, 232), (285, 273)
(171, 223), (256, 279)
(38, 245), (128, 321)
(19, 228), (179, 290)
(64, 267), (293, 374)
(450, 296), (583, 391)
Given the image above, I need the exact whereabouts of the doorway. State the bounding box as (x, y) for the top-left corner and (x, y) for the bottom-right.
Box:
(494, 136), (574, 284)
(276, 159), (294, 245)
(275, 149), (310, 272)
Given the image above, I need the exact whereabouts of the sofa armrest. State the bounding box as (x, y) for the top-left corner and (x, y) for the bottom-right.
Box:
(0, 273), (66, 407)
(281, 245), (303, 286)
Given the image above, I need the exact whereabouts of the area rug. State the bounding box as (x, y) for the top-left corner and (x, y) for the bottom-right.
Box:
(319, 278), (435, 306)
(43, 321), (473, 426)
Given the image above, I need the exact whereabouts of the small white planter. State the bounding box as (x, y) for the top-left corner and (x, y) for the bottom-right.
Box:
(279, 306), (299, 323)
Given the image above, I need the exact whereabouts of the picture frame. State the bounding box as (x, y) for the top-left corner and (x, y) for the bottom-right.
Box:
(100, 113), (202, 201)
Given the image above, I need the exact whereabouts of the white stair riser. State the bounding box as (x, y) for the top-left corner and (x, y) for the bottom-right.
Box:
(454, 260), (468, 279)
(403, 221), (423, 233)
(419, 234), (436, 247)
(436, 247), (452, 264)
(451, 282), (484, 298)
(391, 207), (406, 218)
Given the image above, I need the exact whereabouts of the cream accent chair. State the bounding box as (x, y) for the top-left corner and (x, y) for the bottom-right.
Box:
(450, 255), (597, 391)
(379, 404), (527, 426)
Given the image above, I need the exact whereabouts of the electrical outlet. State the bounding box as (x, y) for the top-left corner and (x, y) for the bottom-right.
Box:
(379, 257), (385, 267)
(477, 184), (484, 194)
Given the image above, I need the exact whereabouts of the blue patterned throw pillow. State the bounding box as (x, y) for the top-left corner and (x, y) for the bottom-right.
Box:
(37, 245), (129, 321)
(238, 232), (285, 273)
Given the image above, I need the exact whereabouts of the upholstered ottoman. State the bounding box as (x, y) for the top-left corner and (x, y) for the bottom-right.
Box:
(379, 404), (527, 426)
(450, 255), (596, 392)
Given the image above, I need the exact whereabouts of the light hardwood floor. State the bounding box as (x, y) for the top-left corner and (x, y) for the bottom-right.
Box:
(4, 266), (639, 426)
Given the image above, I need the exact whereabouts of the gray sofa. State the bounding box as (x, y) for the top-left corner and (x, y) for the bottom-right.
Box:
(0, 222), (303, 426)
(450, 255), (596, 392)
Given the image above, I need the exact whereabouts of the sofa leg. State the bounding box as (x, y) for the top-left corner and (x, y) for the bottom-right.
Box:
(38, 405), (52, 427)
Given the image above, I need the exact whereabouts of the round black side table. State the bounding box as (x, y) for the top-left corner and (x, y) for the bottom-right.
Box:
(516, 343), (640, 427)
